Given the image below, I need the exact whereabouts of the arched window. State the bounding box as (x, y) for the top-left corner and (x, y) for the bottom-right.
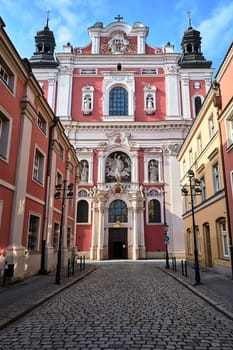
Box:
(109, 87), (128, 116)
(108, 200), (128, 223)
(194, 96), (202, 117)
(148, 199), (161, 223)
(77, 200), (89, 223)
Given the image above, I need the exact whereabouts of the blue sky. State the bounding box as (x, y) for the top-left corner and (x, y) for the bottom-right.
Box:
(1, 0), (233, 73)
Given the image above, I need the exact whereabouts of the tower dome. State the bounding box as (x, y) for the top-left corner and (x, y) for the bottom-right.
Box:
(30, 16), (58, 68)
(179, 17), (212, 68)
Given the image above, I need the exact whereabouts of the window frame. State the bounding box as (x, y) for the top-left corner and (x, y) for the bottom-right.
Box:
(0, 108), (12, 161)
(33, 147), (45, 184)
(27, 214), (40, 252)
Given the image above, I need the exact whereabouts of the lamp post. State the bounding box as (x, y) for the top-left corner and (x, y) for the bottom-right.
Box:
(182, 169), (201, 284)
(54, 180), (74, 284)
(163, 222), (170, 269)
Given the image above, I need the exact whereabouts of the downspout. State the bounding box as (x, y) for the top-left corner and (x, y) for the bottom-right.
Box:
(40, 116), (59, 274)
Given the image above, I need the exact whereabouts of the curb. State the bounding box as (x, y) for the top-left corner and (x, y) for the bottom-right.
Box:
(0, 267), (97, 330)
(160, 267), (233, 321)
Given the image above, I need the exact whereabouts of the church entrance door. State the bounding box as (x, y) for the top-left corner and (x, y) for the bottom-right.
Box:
(108, 228), (128, 259)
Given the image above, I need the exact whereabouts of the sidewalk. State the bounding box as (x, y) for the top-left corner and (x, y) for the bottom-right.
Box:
(0, 263), (97, 330)
(161, 260), (233, 321)
(0, 260), (233, 331)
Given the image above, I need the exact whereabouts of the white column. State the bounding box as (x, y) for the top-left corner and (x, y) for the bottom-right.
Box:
(132, 207), (138, 260)
(97, 201), (105, 260)
(56, 66), (73, 118)
(47, 75), (57, 111)
(98, 151), (105, 183)
(131, 152), (139, 185)
(165, 66), (180, 118)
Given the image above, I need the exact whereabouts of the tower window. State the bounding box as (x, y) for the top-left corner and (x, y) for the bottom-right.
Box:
(194, 96), (202, 117)
(109, 87), (128, 116)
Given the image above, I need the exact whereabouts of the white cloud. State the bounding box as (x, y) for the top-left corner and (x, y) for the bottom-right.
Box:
(197, 2), (233, 64)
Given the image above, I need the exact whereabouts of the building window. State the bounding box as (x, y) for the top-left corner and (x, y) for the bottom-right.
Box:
(37, 113), (47, 134)
(219, 221), (229, 258)
(33, 148), (45, 184)
(77, 200), (89, 223)
(200, 176), (206, 201)
(189, 148), (193, 166)
(148, 199), (161, 223)
(0, 55), (15, 91)
(212, 162), (221, 193)
(208, 115), (215, 138)
(194, 96), (202, 117)
(109, 87), (128, 116)
(58, 143), (64, 160)
(197, 134), (202, 155)
(27, 215), (40, 251)
(187, 229), (193, 255)
(108, 200), (128, 223)
(231, 171), (233, 198)
(226, 117), (233, 147)
(53, 222), (59, 250)
(0, 110), (11, 159)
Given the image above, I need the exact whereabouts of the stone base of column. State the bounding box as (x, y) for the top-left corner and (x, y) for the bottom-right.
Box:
(6, 246), (26, 282)
(90, 246), (97, 260)
(96, 247), (105, 260)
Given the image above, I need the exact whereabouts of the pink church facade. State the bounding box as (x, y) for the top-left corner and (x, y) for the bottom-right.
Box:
(30, 18), (213, 260)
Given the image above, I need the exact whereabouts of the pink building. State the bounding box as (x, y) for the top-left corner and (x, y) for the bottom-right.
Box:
(30, 17), (213, 260)
(217, 43), (233, 272)
(0, 17), (79, 282)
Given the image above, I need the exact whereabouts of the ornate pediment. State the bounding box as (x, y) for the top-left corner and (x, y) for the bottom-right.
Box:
(101, 31), (136, 54)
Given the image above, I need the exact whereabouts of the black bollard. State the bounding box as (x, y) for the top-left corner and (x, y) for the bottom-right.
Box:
(83, 256), (85, 270)
(67, 258), (70, 277)
(80, 256), (83, 271)
(181, 259), (184, 275)
(72, 256), (75, 276)
(184, 260), (188, 277)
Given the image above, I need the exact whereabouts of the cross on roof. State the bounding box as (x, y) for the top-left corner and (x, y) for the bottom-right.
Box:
(115, 14), (123, 22)
(45, 9), (51, 28)
(186, 10), (192, 28)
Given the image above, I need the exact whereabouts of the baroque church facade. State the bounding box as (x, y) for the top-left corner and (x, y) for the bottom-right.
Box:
(30, 16), (213, 261)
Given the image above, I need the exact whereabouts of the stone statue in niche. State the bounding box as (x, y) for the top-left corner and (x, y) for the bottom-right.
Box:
(146, 96), (154, 109)
(149, 160), (159, 182)
(80, 160), (89, 182)
(84, 95), (91, 109)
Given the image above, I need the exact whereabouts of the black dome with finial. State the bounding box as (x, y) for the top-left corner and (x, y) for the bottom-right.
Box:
(30, 13), (58, 68)
(179, 13), (212, 69)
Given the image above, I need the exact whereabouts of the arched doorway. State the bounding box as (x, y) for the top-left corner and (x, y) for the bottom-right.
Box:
(109, 228), (128, 259)
(108, 199), (128, 259)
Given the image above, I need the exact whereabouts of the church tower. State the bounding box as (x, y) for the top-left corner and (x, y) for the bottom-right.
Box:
(30, 15), (58, 68)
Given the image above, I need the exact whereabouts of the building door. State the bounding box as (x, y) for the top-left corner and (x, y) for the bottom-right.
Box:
(203, 223), (212, 267)
(109, 228), (128, 259)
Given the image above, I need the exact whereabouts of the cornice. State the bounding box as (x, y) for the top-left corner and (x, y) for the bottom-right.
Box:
(62, 120), (192, 133)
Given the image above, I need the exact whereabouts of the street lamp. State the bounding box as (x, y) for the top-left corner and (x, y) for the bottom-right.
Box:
(181, 169), (201, 284)
(54, 180), (74, 284)
(163, 222), (170, 269)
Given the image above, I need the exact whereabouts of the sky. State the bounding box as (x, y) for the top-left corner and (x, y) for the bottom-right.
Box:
(1, 0), (233, 74)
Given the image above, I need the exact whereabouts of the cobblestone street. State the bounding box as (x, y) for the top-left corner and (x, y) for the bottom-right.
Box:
(0, 262), (233, 350)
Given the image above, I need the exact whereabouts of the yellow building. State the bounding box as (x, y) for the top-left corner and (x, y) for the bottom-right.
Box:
(178, 84), (231, 276)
